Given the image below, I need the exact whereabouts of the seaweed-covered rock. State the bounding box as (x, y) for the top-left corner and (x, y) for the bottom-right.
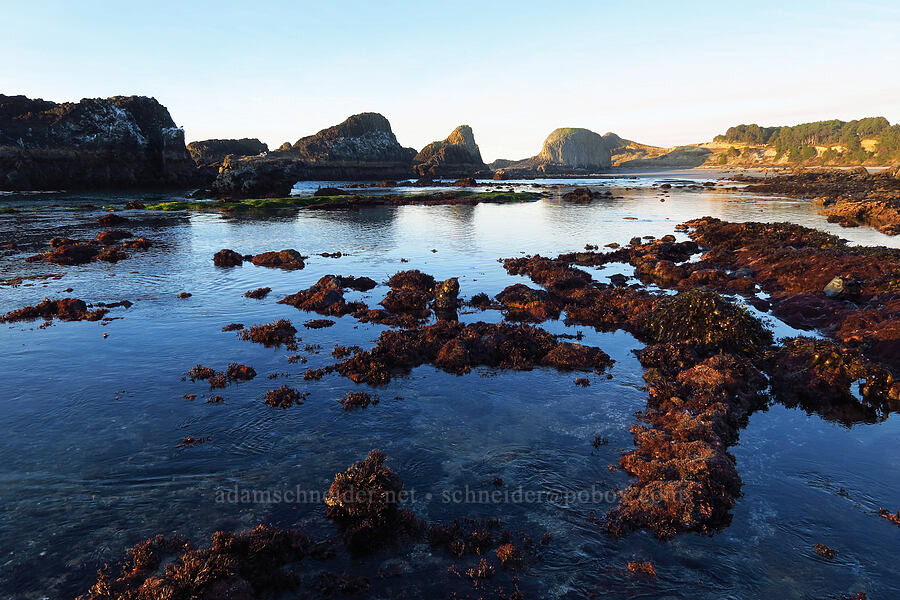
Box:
(239, 319), (298, 350)
(213, 248), (243, 267)
(324, 450), (419, 553)
(433, 277), (460, 309)
(76, 525), (311, 600)
(279, 275), (367, 317)
(251, 249), (305, 270)
(643, 289), (773, 356)
(1, 297), (108, 323)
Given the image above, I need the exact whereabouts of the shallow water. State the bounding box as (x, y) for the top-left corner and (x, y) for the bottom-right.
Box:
(1, 179), (898, 599)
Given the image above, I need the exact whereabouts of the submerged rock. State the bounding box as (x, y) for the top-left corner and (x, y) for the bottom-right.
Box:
(325, 450), (421, 553)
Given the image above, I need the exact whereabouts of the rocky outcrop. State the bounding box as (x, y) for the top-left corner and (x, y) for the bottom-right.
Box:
(492, 127), (614, 178)
(289, 112), (416, 165)
(0, 94), (199, 190)
(413, 125), (487, 177)
(619, 146), (712, 168)
(212, 113), (417, 197)
(187, 138), (268, 167)
(537, 128), (612, 169)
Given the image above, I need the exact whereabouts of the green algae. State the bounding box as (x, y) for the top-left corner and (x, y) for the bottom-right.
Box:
(146, 191), (543, 213)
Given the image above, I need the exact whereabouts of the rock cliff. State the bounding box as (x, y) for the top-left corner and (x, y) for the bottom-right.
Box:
(213, 113), (417, 197)
(413, 125), (487, 177)
(0, 94), (198, 190)
(288, 112), (416, 165)
(492, 127), (613, 178)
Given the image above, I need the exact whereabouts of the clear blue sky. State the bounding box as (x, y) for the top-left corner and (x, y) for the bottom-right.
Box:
(3, 0), (898, 160)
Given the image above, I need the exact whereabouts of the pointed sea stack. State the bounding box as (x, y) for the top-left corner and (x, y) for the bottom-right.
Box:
(413, 125), (488, 177)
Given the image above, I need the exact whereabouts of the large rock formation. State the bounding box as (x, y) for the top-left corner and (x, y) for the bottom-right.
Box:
(212, 113), (417, 197)
(413, 125), (487, 177)
(0, 94), (199, 190)
(536, 128), (612, 170)
(290, 112), (416, 165)
(618, 146), (712, 168)
(187, 138), (268, 167)
(492, 127), (614, 178)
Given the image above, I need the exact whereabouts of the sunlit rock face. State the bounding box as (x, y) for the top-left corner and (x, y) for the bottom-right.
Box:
(187, 138), (269, 168)
(536, 127), (612, 170)
(413, 125), (487, 177)
(212, 112), (418, 197)
(489, 127), (614, 178)
(0, 94), (199, 190)
(290, 112), (417, 165)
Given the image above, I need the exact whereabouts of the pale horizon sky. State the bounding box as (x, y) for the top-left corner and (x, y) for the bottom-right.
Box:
(2, 0), (899, 161)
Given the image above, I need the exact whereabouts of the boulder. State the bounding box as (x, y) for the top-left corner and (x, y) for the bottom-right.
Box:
(433, 278), (460, 309)
(823, 276), (861, 299)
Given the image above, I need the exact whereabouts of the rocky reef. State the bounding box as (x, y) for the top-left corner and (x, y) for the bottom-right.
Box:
(211, 113), (416, 197)
(739, 168), (900, 235)
(413, 125), (487, 177)
(186, 138), (268, 168)
(0, 94), (199, 190)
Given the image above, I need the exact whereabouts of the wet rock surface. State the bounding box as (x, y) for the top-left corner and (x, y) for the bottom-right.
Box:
(5, 188), (899, 599)
(332, 320), (613, 384)
(740, 169), (900, 235)
(324, 450), (421, 554)
(250, 249), (306, 270)
(1, 297), (110, 323)
(238, 319), (299, 350)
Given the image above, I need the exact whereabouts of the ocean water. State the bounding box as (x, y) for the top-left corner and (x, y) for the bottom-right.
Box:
(0, 178), (898, 599)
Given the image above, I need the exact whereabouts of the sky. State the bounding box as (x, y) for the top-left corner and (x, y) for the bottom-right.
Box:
(2, 0), (899, 161)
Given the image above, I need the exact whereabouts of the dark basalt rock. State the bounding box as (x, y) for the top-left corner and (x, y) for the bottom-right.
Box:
(0, 94), (200, 190)
(187, 138), (268, 167)
(212, 113), (417, 198)
(213, 248), (243, 267)
(413, 125), (488, 177)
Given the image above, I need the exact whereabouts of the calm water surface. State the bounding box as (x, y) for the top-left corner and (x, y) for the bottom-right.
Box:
(1, 178), (898, 599)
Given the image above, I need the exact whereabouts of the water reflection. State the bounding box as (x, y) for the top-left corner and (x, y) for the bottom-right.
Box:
(0, 181), (898, 599)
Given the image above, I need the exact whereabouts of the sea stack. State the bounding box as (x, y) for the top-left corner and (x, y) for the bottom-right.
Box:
(491, 127), (613, 178)
(212, 112), (417, 197)
(0, 94), (198, 190)
(413, 125), (487, 177)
